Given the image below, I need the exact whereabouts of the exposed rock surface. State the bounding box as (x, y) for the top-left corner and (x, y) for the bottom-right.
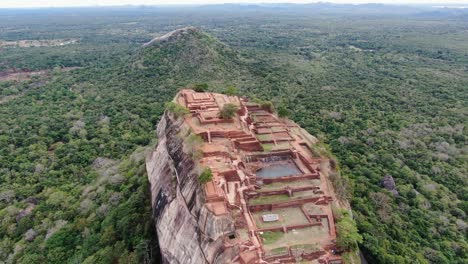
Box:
(16, 203), (36, 222)
(24, 229), (37, 242)
(143, 26), (199, 47)
(381, 175), (398, 196)
(146, 111), (237, 264)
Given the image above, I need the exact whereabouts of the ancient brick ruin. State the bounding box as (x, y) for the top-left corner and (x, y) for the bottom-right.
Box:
(176, 89), (343, 263)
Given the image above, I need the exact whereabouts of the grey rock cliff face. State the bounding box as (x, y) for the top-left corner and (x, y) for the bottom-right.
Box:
(146, 112), (237, 264)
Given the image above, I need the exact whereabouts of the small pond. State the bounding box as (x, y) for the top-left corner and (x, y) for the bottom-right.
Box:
(256, 160), (302, 178)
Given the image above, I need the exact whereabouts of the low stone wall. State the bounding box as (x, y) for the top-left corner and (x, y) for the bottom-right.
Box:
(210, 131), (228, 137)
(297, 152), (318, 173)
(245, 189), (288, 199)
(245, 186), (320, 199)
(239, 103), (246, 116)
(264, 255), (295, 263)
(263, 246), (327, 263)
(254, 124), (280, 129)
(197, 131), (209, 142)
(308, 214), (329, 220)
(292, 186), (320, 192)
(327, 258), (344, 264)
(262, 173), (320, 184)
(203, 151), (230, 159)
(198, 116), (233, 125)
(316, 196), (333, 205)
(236, 137), (257, 142)
(236, 141), (263, 152)
(302, 250), (326, 261)
(257, 222), (322, 233)
(223, 170), (241, 182)
(248, 196), (333, 212)
(248, 197), (321, 212)
(245, 150), (293, 162)
(257, 139), (275, 144)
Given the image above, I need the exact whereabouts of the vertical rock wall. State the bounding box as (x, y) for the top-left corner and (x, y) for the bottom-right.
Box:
(146, 112), (237, 264)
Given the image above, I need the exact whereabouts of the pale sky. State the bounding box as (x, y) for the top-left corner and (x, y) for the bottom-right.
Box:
(1, 0), (467, 8)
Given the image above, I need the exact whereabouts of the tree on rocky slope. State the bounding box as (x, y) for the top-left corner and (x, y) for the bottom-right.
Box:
(336, 210), (363, 251)
(198, 168), (213, 184)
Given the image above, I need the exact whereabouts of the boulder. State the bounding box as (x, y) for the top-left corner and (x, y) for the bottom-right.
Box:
(381, 175), (398, 196)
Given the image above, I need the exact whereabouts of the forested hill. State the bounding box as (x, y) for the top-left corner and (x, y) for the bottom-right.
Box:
(0, 25), (250, 263)
(0, 5), (467, 264)
(132, 26), (248, 87)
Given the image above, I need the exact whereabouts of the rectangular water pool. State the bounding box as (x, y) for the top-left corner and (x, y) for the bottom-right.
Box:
(256, 160), (302, 179)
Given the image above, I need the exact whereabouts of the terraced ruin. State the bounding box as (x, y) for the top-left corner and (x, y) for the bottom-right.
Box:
(174, 89), (343, 263)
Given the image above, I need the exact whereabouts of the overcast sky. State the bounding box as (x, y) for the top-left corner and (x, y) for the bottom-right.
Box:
(1, 0), (467, 8)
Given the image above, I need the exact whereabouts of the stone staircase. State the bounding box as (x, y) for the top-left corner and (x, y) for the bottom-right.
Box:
(228, 131), (263, 152)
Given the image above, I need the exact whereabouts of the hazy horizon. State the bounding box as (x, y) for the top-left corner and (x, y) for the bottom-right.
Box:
(1, 0), (468, 9)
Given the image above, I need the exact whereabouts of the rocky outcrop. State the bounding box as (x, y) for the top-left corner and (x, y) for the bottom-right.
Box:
(381, 175), (398, 196)
(146, 111), (237, 264)
(143, 27), (199, 47)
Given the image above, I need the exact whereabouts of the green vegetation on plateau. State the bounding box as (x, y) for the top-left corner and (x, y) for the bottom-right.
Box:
(165, 102), (189, 117)
(0, 4), (467, 264)
(198, 168), (213, 184)
(219, 103), (239, 119)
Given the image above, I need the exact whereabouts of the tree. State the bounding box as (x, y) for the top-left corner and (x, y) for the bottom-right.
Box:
(186, 133), (204, 160)
(198, 168), (213, 184)
(260, 101), (273, 112)
(224, 86), (238, 96)
(165, 102), (189, 117)
(336, 210), (363, 251)
(219, 103), (239, 119)
(193, 83), (208, 92)
(252, 98), (273, 112)
(277, 105), (289, 118)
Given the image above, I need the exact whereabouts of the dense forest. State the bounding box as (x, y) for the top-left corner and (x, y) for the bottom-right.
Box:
(0, 4), (467, 264)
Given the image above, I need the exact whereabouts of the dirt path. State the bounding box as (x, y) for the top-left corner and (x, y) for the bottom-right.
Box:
(0, 70), (47, 82)
(0, 67), (81, 82)
(0, 67), (82, 105)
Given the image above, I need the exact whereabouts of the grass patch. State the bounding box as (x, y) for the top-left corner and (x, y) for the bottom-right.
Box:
(257, 133), (273, 141)
(249, 194), (290, 205)
(310, 142), (333, 159)
(260, 231), (284, 245)
(260, 180), (319, 191)
(291, 244), (319, 254)
(265, 247), (289, 257)
(261, 142), (290, 152)
(274, 142), (290, 150)
(261, 143), (274, 152)
(272, 127), (286, 132)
